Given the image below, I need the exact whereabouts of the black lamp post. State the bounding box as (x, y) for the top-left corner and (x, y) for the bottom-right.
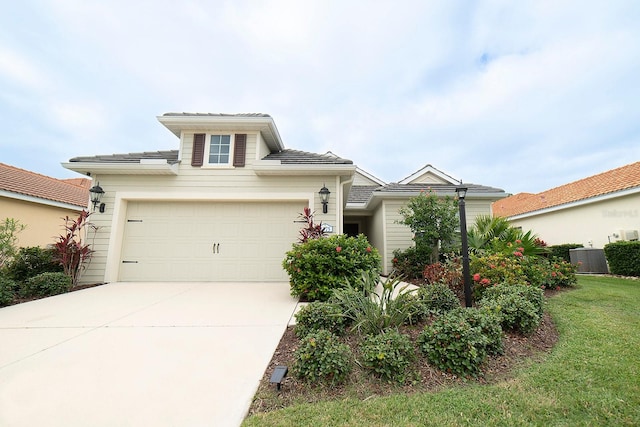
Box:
(456, 186), (472, 308)
(319, 185), (330, 214)
(89, 183), (105, 213)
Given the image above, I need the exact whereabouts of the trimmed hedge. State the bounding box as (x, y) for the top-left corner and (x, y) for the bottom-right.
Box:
(4, 247), (63, 283)
(604, 241), (640, 277)
(22, 272), (71, 298)
(294, 302), (346, 338)
(0, 276), (16, 306)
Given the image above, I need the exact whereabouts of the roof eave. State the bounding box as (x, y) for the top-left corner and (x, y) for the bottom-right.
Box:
(62, 162), (179, 176)
(0, 189), (87, 211)
(253, 162), (356, 176)
(157, 115), (284, 152)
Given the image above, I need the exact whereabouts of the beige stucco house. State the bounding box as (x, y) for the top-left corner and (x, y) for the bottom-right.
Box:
(0, 163), (90, 248)
(63, 113), (505, 284)
(492, 161), (640, 249)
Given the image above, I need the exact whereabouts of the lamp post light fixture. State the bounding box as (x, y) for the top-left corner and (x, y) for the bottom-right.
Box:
(89, 183), (106, 213)
(456, 186), (472, 308)
(319, 185), (330, 214)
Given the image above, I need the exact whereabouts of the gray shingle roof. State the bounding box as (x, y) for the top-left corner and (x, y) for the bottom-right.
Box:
(347, 185), (381, 204)
(262, 149), (353, 165)
(70, 150), (179, 164)
(377, 183), (505, 194)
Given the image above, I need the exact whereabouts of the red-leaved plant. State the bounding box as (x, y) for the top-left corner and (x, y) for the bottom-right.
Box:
(297, 207), (327, 243)
(53, 210), (96, 287)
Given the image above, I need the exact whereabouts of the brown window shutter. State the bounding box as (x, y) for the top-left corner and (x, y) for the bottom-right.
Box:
(233, 134), (247, 167)
(191, 133), (205, 166)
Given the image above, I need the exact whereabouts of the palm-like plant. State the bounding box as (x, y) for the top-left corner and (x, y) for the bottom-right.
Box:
(468, 215), (547, 257)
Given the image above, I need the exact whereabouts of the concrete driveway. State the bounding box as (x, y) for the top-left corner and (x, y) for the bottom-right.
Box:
(0, 282), (299, 427)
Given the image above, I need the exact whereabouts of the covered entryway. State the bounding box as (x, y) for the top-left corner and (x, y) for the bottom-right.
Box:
(119, 201), (304, 281)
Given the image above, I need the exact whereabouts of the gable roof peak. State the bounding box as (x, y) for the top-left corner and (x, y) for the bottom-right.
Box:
(399, 164), (460, 185)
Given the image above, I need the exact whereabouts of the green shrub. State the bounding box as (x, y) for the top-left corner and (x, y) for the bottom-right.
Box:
(604, 241), (640, 277)
(416, 283), (460, 316)
(454, 307), (504, 356)
(292, 329), (352, 385)
(478, 284), (543, 335)
(294, 302), (346, 338)
(0, 276), (17, 306)
(21, 272), (71, 298)
(417, 309), (489, 377)
(4, 247), (63, 283)
(283, 234), (381, 301)
(331, 273), (422, 335)
(548, 244), (584, 263)
(481, 282), (544, 318)
(391, 246), (432, 280)
(359, 329), (416, 383)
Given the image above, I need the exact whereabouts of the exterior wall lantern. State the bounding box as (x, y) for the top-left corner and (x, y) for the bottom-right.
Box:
(89, 183), (106, 213)
(319, 185), (330, 214)
(456, 186), (472, 307)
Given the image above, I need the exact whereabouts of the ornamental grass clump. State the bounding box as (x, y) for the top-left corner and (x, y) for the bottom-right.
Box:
(294, 302), (346, 338)
(359, 329), (416, 383)
(331, 272), (422, 335)
(292, 329), (353, 385)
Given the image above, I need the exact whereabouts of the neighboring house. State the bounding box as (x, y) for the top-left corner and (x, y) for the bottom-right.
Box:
(0, 163), (91, 248)
(62, 113), (505, 284)
(492, 161), (640, 249)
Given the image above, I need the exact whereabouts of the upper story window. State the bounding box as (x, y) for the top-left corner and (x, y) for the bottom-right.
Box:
(191, 133), (246, 168)
(208, 134), (231, 165)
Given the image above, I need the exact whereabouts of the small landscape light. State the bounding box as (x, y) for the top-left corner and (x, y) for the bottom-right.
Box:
(270, 365), (288, 391)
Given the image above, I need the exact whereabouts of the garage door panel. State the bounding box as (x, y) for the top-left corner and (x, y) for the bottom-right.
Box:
(119, 201), (304, 282)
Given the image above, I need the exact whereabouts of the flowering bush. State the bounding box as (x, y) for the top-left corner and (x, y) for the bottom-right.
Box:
(471, 253), (577, 299)
(283, 234), (381, 301)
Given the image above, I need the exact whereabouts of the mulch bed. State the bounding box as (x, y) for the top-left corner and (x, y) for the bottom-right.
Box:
(248, 289), (563, 416)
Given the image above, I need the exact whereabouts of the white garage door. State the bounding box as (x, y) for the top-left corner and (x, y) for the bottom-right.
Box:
(119, 201), (305, 281)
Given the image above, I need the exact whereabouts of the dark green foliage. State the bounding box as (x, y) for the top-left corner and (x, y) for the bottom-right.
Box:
(391, 246), (432, 280)
(0, 276), (17, 306)
(478, 283), (543, 335)
(359, 329), (416, 383)
(22, 272), (71, 298)
(416, 283), (460, 316)
(4, 247), (63, 284)
(604, 241), (640, 277)
(548, 244), (584, 263)
(283, 234), (381, 302)
(481, 283), (545, 318)
(453, 307), (504, 356)
(417, 309), (490, 377)
(294, 302), (346, 338)
(292, 329), (353, 385)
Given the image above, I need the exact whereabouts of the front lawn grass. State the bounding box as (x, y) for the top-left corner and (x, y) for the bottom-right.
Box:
(243, 276), (640, 426)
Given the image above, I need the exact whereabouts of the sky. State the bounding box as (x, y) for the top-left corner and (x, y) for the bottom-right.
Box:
(1, 1), (639, 195)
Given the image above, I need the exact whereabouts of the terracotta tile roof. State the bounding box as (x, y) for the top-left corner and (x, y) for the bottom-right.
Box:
(0, 163), (90, 208)
(493, 161), (640, 217)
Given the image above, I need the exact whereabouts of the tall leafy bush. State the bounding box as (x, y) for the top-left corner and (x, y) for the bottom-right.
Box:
(397, 190), (459, 264)
(283, 234), (381, 301)
(4, 247), (63, 284)
(0, 218), (26, 269)
(0, 276), (17, 306)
